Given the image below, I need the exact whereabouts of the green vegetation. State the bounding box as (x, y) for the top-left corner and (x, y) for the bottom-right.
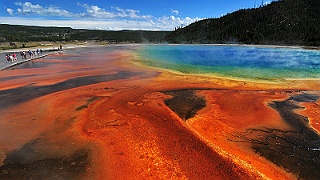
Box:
(69, 30), (168, 43)
(165, 0), (320, 46)
(1, 0), (319, 47)
(0, 24), (169, 44)
(0, 24), (73, 42)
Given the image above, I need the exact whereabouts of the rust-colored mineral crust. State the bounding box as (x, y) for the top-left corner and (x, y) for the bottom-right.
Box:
(0, 48), (319, 179)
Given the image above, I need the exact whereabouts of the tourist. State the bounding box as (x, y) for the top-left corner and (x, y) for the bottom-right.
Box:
(28, 50), (33, 58)
(5, 54), (9, 62)
(13, 53), (17, 61)
(20, 51), (24, 59)
(23, 51), (27, 59)
(7, 54), (13, 62)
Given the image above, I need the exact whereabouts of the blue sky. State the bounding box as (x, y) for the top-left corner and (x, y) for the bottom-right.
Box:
(1, 0), (273, 30)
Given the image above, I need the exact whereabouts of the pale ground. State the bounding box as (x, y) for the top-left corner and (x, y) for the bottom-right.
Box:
(1, 41), (318, 71)
(0, 41), (108, 70)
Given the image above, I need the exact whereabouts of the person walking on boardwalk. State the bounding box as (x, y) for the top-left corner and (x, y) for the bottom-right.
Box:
(23, 51), (27, 59)
(28, 50), (33, 58)
(6, 54), (13, 62)
(20, 51), (24, 59)
(5, 54), (10, 62)
(13, 53), (17, 61)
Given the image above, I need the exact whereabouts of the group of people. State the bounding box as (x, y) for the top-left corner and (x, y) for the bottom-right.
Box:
(5, 49), (43, 63)
(5, 53), (17, 62)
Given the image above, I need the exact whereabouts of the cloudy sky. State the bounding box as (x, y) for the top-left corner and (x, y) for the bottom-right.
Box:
(1, 0), (271, 30)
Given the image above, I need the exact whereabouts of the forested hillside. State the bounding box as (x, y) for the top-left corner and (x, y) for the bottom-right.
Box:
(2, 0), (319, 46)
(165, 0), (320, 46)
(0, 24), (168, 43)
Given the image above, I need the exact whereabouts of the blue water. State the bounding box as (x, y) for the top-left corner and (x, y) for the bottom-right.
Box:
(137, 45), (320, 80)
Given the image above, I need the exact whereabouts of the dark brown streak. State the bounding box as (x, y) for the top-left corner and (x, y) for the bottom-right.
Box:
(229, 93), (320, 180)
(0, 71), (142, 109)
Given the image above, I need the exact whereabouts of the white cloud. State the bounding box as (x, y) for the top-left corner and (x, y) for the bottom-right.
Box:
(111, 6), (141, 18)
(0, 17), (160, 30)
(171, 9), (179, 15)
(79, 3), (115, 18)
(15, 2), (74, 17)
(6, 8), (14, 15)
(156, 15), (201, 28)
(77, 3), (152, 19)
(0, 16), (200, 31)
(4, 2), (201, 30)
(264, 1), (272, 6)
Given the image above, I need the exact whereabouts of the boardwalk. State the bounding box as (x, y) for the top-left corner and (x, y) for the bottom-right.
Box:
(0, 50), (61, 70)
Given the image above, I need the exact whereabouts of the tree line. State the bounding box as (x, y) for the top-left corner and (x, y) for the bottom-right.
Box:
(0, 24), (169, 44)
(165, 0), (320, 46)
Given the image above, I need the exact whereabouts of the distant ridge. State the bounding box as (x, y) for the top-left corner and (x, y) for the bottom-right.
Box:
(165, 0), (320, 46)
(0, 24), (168, 44)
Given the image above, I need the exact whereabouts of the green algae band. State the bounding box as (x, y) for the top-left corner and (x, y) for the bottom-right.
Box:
(138, 45), (320, 80)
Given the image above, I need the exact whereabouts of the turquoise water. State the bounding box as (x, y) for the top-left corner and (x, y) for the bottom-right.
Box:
(137, 45), (320, 80)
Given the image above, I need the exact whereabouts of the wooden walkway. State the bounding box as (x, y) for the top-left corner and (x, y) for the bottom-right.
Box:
(0, 50), (61, 71)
